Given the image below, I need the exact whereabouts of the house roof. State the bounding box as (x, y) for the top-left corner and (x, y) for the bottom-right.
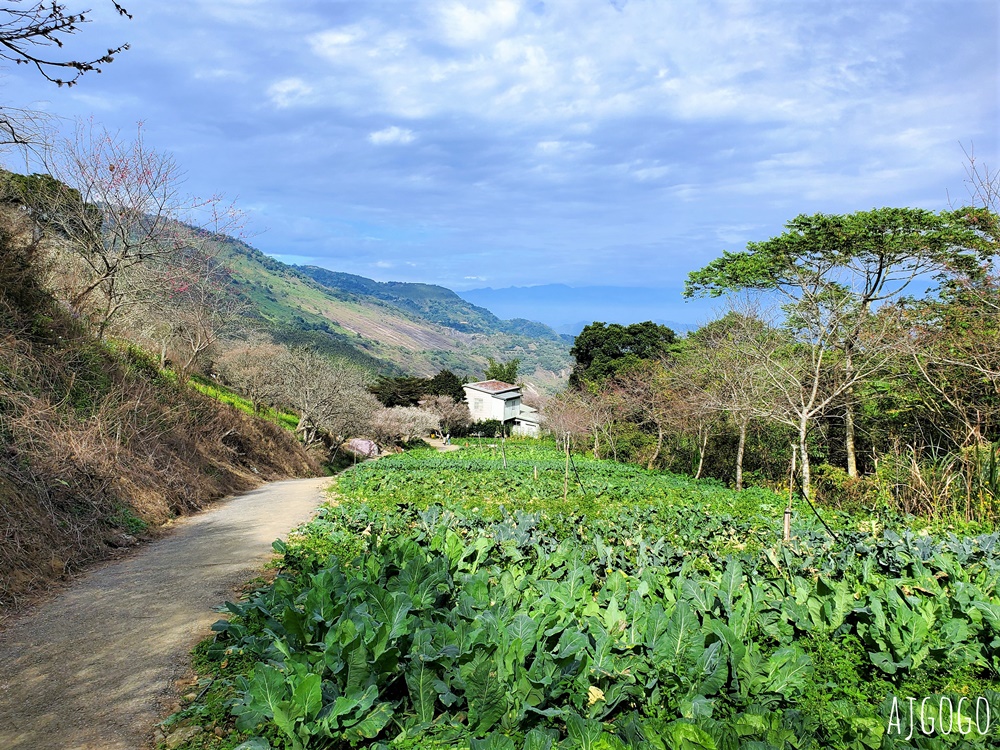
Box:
(463, 380), (520, 395)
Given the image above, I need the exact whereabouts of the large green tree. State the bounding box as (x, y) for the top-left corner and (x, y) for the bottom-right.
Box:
(427, 369), (466, 403)
(569, 321), (678, 386)
(483, 357), (520, 384)
(686, 207), (996, 490)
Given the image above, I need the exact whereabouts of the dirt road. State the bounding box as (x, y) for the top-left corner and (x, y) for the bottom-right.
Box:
(0, 476), (330, 750)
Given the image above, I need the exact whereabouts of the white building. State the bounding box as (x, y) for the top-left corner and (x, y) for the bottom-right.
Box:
(462, 380), (542, 437)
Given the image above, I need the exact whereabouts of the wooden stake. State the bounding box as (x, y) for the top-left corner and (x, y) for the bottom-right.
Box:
(784, 444), (797, 542)
(564, 432), (570, 502)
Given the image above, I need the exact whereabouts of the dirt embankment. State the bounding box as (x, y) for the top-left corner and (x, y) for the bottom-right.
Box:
(0, 209), (320, 615)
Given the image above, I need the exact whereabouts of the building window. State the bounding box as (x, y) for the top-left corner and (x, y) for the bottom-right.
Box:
(474, 398), (483, 412)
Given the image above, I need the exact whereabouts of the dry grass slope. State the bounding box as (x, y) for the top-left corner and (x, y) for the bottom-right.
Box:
(0, 213), (319, 614)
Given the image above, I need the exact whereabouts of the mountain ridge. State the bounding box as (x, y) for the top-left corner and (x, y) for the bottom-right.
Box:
(210, 237), (572, 388)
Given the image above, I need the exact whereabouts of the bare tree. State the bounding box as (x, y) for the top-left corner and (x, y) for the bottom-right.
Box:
(275, 348), (379, 457)
(215, 339), (288, 413)
(723, 298), (904, 499)
(665, 357), (725, 480)
(370, 406), (440, 448)
(153, 249), (250, 383)
(904, 278), (1000, 447)
(545, 387), (620, 460)
(420, 395), (470, 435)
(957, 143), (1000, 217)
(34, 121), (242, 337)
(612, 362), (673, 470)
(543, 389), (591, 445)
(689, 313), (776, 489)
(900, 147), (1000, 447)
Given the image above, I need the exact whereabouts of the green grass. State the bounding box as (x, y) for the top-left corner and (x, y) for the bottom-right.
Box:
(188, 374), (299, 431)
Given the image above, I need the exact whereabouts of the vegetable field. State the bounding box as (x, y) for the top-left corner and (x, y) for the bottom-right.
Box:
(185, 444), (1000, 749)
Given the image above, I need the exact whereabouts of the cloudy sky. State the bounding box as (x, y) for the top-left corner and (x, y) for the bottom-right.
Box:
(3, 0), (997, 321)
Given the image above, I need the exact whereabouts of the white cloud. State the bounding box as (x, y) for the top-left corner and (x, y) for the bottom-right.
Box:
(40, 0), (993, 292)
(535, 140), (593, 157)
(368, 126), (416, 145)
(267, 77), (313, 108)
(311, 24), (368, 58)
(437, 0), (520, 46)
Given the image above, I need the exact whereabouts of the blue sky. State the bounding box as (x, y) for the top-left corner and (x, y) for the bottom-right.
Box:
(3, 0), (997, 324)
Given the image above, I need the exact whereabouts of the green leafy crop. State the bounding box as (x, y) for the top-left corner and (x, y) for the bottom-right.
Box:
(193, 445), (1000, 749)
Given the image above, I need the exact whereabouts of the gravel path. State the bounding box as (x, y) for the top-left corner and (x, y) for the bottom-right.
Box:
(0, 476), (330, 750)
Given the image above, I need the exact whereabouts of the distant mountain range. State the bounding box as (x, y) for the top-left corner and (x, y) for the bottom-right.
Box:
(458, 284), (702, 335)
(210, 238), (572, 389)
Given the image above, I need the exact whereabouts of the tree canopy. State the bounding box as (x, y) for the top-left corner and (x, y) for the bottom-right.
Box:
(483, 357), (520, 384)
(684, 207), (996, 303)
(569, 321), (678, 386)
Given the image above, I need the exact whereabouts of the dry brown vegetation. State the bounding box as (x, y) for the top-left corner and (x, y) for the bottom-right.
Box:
(0, 211), (318, 614)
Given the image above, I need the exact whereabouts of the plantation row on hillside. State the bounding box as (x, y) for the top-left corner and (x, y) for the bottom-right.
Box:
(171, 444), (1000, 750)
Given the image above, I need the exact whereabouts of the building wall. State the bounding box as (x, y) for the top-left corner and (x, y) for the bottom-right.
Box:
(512, 420), (540, 437)
(464, 387), (520, 423)
(503, 397), (521, 421)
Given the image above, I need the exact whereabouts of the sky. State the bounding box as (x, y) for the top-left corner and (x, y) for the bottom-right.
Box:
(3, 0), (998, 325)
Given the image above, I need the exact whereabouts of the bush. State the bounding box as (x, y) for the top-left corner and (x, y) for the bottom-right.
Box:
(469, 418), (504, 437)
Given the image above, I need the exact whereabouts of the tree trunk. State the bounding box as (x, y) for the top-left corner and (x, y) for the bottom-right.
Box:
(798, 419), (811, 500)
(694, 428), (709, 479)
(844, 344), (858, 478)
(844, 397), (858, 477)
(647, 425), (664, 471)
(736, 417), (748, 491)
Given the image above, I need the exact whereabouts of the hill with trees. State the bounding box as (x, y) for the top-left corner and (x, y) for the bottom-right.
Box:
(188, 234), (571, 389)
(0, 202), (318, 612)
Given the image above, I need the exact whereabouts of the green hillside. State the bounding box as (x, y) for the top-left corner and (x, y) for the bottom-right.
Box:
(298, 266), (563, 341)
(214, 237), (571, 385)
